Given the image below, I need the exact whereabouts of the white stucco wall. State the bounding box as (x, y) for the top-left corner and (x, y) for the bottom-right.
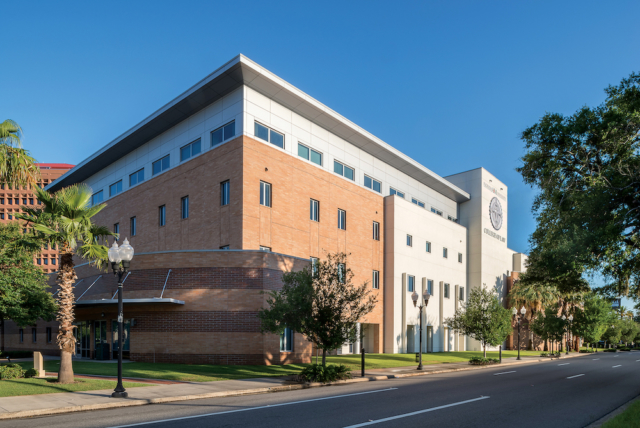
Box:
(384, 195), (467, 354)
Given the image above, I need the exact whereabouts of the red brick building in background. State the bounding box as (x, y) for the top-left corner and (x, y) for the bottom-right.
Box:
(0, 163), (74, 273)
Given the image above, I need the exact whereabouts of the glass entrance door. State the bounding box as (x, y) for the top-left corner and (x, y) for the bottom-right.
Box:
(94, 320), (108, 360)
(112, 320), (130, 360)
(74, 321), (91, 358)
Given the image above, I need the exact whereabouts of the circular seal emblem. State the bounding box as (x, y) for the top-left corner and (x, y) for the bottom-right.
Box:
(489, 197), (503, 230)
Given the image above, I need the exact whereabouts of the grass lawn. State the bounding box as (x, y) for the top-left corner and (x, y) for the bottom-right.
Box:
(0, 378), (150, 398)
(5, 350), (543, 383)
(602, 398), (640, 428)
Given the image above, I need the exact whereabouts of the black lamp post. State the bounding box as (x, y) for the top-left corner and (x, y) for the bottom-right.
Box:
(108, 238), (134, 399)
(411, 289), (431, 370)
(562, 315), (569, 355)
(568, 314), (573, 353)
(512, 306), (526, 360)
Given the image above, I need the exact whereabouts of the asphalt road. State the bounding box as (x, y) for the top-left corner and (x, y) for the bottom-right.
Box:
(3, 351), (640, 428)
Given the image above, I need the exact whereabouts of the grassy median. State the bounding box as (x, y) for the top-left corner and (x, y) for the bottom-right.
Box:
(5, 350), (543, 383)
(0, 378), (150, 397)
(601, 398), (640, 428)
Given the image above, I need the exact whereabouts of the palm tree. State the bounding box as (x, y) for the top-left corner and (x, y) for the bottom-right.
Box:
(509, 280), (559, 319)
(0, 119), (40, 187)
(17, 184), (114, 383)
(617, 306), (634, 320)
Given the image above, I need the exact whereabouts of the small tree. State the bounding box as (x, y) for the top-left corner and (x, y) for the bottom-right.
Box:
(0, 223), (57, 351)
(258, 253), (377, 366)
(601, 321), (623, 348)
(620, 319), (639, 346)
(571, 294), (614, 350)
(445, 287), (511, 357)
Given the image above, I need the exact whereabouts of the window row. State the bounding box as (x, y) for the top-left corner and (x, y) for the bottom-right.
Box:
(0, 197), (38, 205)
(36, 257), (57, 266)
(18, 327), (54, 344)
(91, 122), (236, 205)
(408, 236), (463, 263)
(406, 277), (464, 301)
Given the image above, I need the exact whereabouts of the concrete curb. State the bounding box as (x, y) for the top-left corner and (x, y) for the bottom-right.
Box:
(0, 353), (588, 421)
(585, 394), (640, 428)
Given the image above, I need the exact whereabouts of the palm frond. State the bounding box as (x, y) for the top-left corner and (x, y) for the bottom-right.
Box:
(0, 119), (23, 147)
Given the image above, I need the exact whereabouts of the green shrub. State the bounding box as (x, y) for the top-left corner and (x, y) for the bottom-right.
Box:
(469, 356), (499, 365)
(24, 368), (39, 378)
(297, 364), (352, 383)
(618, 347), (630, 351)
(603, 348), (617, 352)
(541, 351), (561, 357)
(0, 364), (25, 380)
(579, 349), (595, 353)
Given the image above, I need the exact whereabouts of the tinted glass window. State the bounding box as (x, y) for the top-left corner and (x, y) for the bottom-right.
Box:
(310, 149), (322, 165)
(255, 123), (269, 141)
(270, 129), (284, 148)
(298, 144), (310, 159)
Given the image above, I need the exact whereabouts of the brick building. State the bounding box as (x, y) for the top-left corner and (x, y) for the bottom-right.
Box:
(0, 163), (74, 274)
(2, 56), (528, 363)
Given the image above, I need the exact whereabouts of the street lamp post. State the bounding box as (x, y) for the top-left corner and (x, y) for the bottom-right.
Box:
(512, 306), (526, 360)
(108, 238), (134, 399)
(568, 315), (573, 352)
(561, 315), (568, 355)
(411, 289), (431, 370)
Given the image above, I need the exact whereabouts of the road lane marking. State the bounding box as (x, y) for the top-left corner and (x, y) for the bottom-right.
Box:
(566, 374), (585, 379)
(558, 363), (570, 366)
(494, 371), (516, 376)
(613, 365), (622, 368)
(593, 359), (600, 360)
(107, 388), (398, 428)
(343, 396), (491, 427)
(636, 360), (640, 362)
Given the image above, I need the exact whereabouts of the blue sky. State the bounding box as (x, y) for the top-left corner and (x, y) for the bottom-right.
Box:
(2, 1), (639, 300)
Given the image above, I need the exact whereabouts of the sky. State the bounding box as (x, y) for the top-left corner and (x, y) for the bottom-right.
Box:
(3, 1), (639, 304)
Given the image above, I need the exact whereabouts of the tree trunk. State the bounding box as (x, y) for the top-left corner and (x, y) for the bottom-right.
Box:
(57, 250), (77, 384)
(544, 339), (548, 352)
(0, 318), (4, 352)
(483, 344), (486, 358)
(322, 348), (327, 366)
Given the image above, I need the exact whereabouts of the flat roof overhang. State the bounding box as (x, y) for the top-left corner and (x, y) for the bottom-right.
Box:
(48, 55), (470, 202)
(75, 298), (184, 307)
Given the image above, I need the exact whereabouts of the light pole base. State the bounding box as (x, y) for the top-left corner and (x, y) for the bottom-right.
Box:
(111, 391), (128, 398)
(417, 364), (423, 370)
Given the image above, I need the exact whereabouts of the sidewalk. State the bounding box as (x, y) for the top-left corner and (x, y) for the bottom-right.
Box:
(0, 352), (588, 420)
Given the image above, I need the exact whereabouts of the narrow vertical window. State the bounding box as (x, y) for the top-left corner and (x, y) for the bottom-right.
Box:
(130, 217), (136, 236)
(426, 241), (431, 253)
(408, 275), (415, 292)
(310, 199), (319, 222)
(372, 270), (379, 289)
(19, 329), (23, 343)
(338, 209), (346, 230)
(338, 263), (346, 283)
(114, 223), (119, 239)
(372, 221), (380, 241)
(159, 205), (166, 226)
(427, 279), (434, 295)
(260, 181), (272, 207)
(181, 196), (189, 219)
(459, 287), (465, 301)
(32, 328), (37, 343)
(458, 253), (463, 263)
(444, 283), (450, 298)
(407, 234), (412, 247)
(280, 327), (293, 352)
(310, 257), (319, 276)
(443, 247), (448, 258)
(46, 327), (52, 343)
(221, 181), (230, 206)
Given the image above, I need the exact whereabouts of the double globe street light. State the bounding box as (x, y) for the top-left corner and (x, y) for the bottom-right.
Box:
(108, 238), (134, 399)
(411, 289), (431, 370)
(512, 306), (526, 360)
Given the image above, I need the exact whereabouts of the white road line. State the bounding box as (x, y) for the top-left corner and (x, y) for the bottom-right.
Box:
(494, 371), (516, 376)
(593, 358), (600, 360)
(343, 396), (491, 427)
(566, 374), (585, 379)
(636, 360), (640, 362)
(106, 388), (398, 428)
(558, 363), (570, 366)
(613, 365), (622, 368)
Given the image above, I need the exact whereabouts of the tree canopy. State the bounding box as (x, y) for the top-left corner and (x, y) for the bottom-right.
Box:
(258, 253), (377, 366)
(0, 119), (40, 188)
(518, 72), (640, 302)
(445, 287), (512, 357)
(0, 223), (56, 340)
(571, 293), (615, 348)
